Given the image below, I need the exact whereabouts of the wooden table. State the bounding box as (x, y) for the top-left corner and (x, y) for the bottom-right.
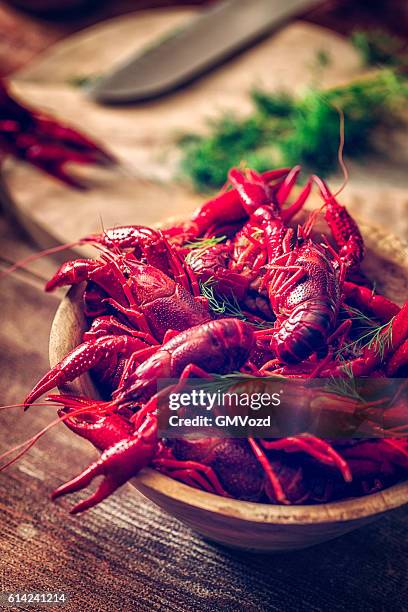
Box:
(0, 2), (408, 611)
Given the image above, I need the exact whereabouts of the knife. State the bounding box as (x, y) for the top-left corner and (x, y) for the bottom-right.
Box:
(89, 0), (320, 104)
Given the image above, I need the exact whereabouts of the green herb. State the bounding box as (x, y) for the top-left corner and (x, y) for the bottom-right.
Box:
(251, 90), (294, 117)
(184, 235), (226, 250)
(338, 314), (395, 362)
(200, 372), (285, 394)
(199, 277), (274, 330)
(340, 303), (378, 328)
(249, 227), (264, 241)
(315, 49), (331, 69)
(328, 364), (366, 402)
(179, 70), (408, 191)
(351, 29), (407, 68)
(364, 317), (394, 361)
(199, 277), (246, 320)
(185, 236), (226, 268)
(179, 113), (279, 191)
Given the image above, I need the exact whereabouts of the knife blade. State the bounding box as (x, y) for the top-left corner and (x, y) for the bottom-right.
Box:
(89, 0), (320, 104)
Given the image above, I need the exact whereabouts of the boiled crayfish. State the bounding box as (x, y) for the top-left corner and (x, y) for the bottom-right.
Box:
(4, 165), (408, 513)
(0, 80), (115, 188)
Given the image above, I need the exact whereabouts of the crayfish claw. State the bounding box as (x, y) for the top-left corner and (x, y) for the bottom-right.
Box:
(51, 453), (128, 515)
(52, 415), (158, 513)
(53, 474), (120, 515)
(51, 461), (100, 502)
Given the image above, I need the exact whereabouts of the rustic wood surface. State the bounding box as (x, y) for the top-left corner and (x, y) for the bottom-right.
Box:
(1, 4), (408, 610)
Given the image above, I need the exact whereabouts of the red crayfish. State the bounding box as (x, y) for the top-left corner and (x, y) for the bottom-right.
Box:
(2, 164), (408, 513)
(0, 80), (115, 188)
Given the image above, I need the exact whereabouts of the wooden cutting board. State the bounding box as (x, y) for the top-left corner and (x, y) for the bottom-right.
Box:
(2, 8), (408, 254)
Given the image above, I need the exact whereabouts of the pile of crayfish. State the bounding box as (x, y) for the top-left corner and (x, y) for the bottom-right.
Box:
(0, 80), (115, 188)
(7, 165), (408, 513)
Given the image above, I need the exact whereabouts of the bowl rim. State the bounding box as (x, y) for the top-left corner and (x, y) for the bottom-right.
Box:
(133, 468), (408, 524)
(48, 217), (408, 526)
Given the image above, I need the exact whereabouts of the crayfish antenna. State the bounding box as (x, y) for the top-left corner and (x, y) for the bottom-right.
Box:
(0, 399), (104, 470)
(276, 165), (301, 206)
(0, 240), (83, 282)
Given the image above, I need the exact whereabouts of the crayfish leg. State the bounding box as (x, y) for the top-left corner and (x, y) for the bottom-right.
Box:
(248, 438), (288, 504)
(24, 335), (147, 408)
(154, 457), (230, 497)
(386, 338), (408, 376)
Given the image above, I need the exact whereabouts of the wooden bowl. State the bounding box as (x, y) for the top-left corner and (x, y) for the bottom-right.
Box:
(49, 221), (408, 552)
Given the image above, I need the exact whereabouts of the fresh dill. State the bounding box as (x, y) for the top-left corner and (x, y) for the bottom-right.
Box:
(328, 376), (365, 403)
(184, 236), (226, 267)
(67, 74), (101, 88)
(179, 70), (408, 191)
(365, 317), (394, 361)
(337, 315), (395, 361)
(199, 278), (246, 320)
(340, 304), (379, 328)
(315, 49), (331, 69)
(199, 277), (274, 330)
(327, 353), (366, 402)
(184, 235), (226, 250)
(249, 227), (264, 241)
(200, 372), (285, 394)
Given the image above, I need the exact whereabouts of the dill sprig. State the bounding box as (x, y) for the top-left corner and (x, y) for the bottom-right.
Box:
(179, 69), (408, 191)
(179, 113), (281, 191)
(340, 304), (380, 332)
(184, 235), (227, 250)
(199, 277), (246, 319)
(249, 227), (264, 241)
(337, 315), (395, 362)
(184, 236), (227, 268)
(199, 277), (274, 330)
(364, 317), (394, 361)
(67, 74), (101, 88)
(200, 372), (286, 394)
(328, 354), (366, 402)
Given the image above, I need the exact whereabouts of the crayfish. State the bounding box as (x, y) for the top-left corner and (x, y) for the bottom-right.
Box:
(0, 80), (115, 188)
(3, 164), (408, 513)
